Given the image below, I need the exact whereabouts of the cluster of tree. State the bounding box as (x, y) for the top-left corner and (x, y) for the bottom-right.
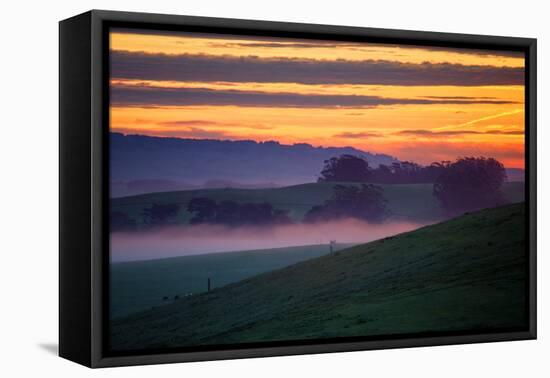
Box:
(318, 155), (372, 182)
(110, 203), (180, 231)
(318, 154), (450, 184)
(318, 154), (508, 216)
(370, 161), (451, 184)
(111, 156), (509, 232)
(142, 203), (180, 227)
(109, 204), (180, 231)
(188, 198), (292, 226)
(110, 211), (137, 232)
(433, 157), (507, 215)
(304, 184), (388, 223)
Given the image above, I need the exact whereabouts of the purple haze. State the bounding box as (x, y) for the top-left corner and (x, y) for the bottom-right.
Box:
(110, 219), (429, 262)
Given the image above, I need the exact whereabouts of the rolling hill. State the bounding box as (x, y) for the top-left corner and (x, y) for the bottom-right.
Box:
(111, 202), (527, 351)
(110, 243), (354, 319)
(111, 181), (525, 225)
(110, 132), (397, 195)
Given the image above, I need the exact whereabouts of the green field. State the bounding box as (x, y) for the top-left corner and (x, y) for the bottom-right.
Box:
(111, 181), (525, 225)
(111, 202), (527, 351)
(111, 243), (355, 319)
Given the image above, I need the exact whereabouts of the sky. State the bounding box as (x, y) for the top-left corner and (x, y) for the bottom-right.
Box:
(109, 29), (525, 168)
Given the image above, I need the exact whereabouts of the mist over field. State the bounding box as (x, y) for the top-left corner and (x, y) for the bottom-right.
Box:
(110, 219), (428, 262)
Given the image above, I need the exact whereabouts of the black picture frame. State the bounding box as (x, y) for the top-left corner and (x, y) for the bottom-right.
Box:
(59, 9), (537, 368)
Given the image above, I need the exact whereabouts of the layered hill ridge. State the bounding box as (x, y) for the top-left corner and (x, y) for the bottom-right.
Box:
(110, 132), (397, 189)
(111, 202), (527, 351)
(110, 133), (524, 197)
(111, 181), (525, 225)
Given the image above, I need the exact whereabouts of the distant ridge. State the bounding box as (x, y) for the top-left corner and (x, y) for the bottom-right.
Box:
(505, 168), (525, 182)
(110, 133), (398, 191)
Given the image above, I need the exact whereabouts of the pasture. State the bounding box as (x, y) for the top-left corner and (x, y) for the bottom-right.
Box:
(111, 243), (354, 318)
(111, 181), (525, 225)
(111, 202), (527, 351)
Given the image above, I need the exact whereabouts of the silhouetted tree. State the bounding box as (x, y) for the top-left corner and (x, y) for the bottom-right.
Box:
(423, 161), (451, 183)
(304, 184), (388, 223)
(187, 198), (292, 226)
(141, 203), (179, 226)
(215, 201), (243, 225)
(188, 197), (217, 224)
(272, 208), (294, 224)
(433, 157), (507, 215)
(319, 155), (455, 185)
(369, 161), (450, 184)
(110, 211), (136, 232)
(318, 155), (371, 182)
(370, 163), (393, 183)
(239, 202), (274, 225)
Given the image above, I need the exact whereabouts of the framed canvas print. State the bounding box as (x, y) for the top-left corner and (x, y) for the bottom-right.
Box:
(59, 10), (537, 368)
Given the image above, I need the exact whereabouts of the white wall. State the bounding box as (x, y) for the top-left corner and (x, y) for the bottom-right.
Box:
(0, 0), (546, 376)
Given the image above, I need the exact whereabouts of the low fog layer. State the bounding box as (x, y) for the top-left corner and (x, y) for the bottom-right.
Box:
(111, 219), (429, 262)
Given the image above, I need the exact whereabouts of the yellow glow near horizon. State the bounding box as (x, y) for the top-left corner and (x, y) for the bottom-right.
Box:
(110, 103), (524, 168)
(109, 31), (525, 169)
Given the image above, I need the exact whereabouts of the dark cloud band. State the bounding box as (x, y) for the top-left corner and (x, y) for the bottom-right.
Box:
(333, 129), (524, 139)
(111, 51), (524, 86)
(111, 28), (524, 59)
(111, 85), (518, 108)
(334, 131), (382, 138)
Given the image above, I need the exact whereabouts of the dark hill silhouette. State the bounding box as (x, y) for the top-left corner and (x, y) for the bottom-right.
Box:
(505, 168), (525, 182)
(110, 133), (397, 190)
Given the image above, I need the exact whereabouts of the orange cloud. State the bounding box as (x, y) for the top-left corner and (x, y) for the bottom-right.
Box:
(109, 31), (525, 169)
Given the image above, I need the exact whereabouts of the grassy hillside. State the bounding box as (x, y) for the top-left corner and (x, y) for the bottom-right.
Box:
(111, 181), (524, 225)
(111, 202), (527, 351)
(111, 243), (354, 319)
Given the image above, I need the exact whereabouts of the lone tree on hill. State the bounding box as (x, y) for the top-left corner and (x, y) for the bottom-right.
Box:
(433, 156), (508, 215)
(304, 184), (388, 223)
(318, 154), (371, 182)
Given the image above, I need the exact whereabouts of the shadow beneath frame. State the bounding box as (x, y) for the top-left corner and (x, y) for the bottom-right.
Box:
(38, 343), (58, 356)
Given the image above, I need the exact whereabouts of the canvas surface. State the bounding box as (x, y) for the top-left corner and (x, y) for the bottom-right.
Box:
(107, 28), (527, 353)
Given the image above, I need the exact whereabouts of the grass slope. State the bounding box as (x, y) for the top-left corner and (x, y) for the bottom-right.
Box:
(111, 202), (527, 351)
(111, 243), (354, 319)
(111, 181), (524, 224)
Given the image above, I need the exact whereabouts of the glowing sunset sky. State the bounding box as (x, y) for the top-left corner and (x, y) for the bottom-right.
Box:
(109, 29), (525, 168)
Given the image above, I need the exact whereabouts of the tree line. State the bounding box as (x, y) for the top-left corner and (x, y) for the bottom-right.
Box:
(110, 155), (509, 231)
(111, 199), (292, 231)
(187, 198), (291, 226)
(315, 154), (508, 220)
(318, 154), (451, 184)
